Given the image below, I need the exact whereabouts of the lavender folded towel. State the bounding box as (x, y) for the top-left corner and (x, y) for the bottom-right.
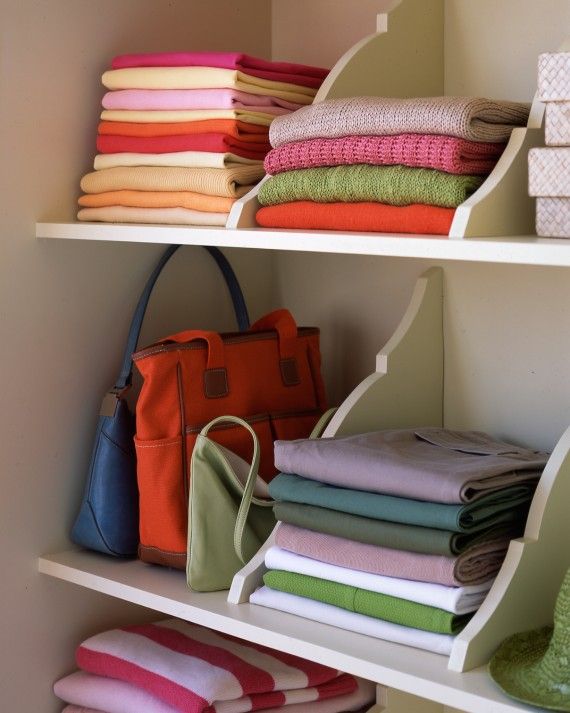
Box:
(269, 96), (530, 148)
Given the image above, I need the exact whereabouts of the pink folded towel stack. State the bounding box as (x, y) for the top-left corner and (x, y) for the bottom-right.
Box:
(54, 618), (376, 713)
(77, 51), (328, 226)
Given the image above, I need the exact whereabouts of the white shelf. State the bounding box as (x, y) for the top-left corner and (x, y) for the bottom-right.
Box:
(39, 550), (544, 713)
(37, 222), (570, 268)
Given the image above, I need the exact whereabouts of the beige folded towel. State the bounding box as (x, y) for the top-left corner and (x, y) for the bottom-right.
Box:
(269, 96), (530, 147)
(100, 108), (278, 126)
(80, 165), (264, 198)
(93, 151), (262, 171)
(77, 206), (228, 226)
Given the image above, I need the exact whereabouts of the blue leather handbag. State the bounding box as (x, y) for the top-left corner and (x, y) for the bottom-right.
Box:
(71, 245), (250, 556)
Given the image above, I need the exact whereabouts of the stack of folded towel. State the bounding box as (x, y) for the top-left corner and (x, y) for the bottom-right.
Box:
(53, 619), (376, 713)
(78, 52), (328, 226)
(251, 427), (549, 655)
(257, 96), (530, 235)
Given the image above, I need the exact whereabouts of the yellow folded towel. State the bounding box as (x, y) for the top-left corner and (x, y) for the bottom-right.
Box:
(100, 108), (278, 126)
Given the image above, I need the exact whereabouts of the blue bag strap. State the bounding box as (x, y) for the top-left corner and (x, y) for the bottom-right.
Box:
(114, 245), (250, 391)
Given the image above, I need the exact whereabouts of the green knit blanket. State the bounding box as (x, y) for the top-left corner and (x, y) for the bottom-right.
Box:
(264, 570), (471, 634)
(258, 165), (483, 209)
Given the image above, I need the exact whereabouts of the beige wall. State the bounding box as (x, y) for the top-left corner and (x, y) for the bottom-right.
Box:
(0, 1), (272, 710)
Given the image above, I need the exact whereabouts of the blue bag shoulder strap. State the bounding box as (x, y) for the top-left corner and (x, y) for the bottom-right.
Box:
(114, 245), (250, 391)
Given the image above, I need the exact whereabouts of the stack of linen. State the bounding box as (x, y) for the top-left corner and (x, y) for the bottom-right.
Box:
(251, 427), (549, 655)
(53, 618), (376, 713)
(256, 96), (530, 235)
(78, 52), (328, 226)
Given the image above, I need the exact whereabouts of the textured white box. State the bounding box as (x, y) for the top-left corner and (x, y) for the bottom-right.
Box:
(528, 147), (570, 196)
(545, 102), (570, 146)
(538, 52), (570, 101)
(536, 197), (570, 238)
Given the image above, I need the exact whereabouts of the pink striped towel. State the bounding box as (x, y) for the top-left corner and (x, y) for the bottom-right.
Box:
(102, 89), (304, 112)
(264, 134), (506, 176)
(76, 619), (356, 713)
(56, 671), (375, 713)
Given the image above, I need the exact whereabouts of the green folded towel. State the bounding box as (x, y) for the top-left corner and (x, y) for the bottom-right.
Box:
(274, 501), (525, 556)
(258, 165), (484, 209)
(264, 569), (470, 634)
(269, 473), (534, 533)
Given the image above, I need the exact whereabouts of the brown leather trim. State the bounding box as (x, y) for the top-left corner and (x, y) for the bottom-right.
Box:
(185, 408), (324, 435)
(204, 367), (229, 398)
(138, 544), (186, 570)
(133, 327), (320, 361)
(280, 357), (300, 386)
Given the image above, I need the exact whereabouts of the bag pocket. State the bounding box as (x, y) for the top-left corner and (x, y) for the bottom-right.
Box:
(134, 434), (187, 567)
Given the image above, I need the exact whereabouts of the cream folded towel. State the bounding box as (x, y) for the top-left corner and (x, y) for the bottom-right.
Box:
(93, 151), (262, 171)
(100, 108), (281, 126)
(77, 206), (228, 226)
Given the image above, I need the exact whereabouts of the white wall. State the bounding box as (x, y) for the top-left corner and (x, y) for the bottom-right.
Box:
(270, 0), (570, 452)
(0, 1), (272, 710)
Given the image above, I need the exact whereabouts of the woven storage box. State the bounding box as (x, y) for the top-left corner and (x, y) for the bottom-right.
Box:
(545, 102), (570, 146)
(536, 197), (570, 238)
(538, 52), (570, 101)
(528, 147), (570, 196)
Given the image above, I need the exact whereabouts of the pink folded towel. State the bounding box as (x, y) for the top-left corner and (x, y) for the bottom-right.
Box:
(102, 89), (303, 112)
(55, 670), (374, 713)
(110, 52), (329, 89)
(76, 619), (354, 713)
(264, 134), (506, 176)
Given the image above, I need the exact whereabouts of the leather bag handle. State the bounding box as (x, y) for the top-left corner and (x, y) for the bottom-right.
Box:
(113, 245), (250, 393)
(248, 309), (300, 387)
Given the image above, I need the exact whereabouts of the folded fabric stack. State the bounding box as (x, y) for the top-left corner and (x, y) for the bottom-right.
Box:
(257, 96), (530, 235)
(54, 618), (376, 713)
(78, 52), (328, 226)
(251, 427), (549, 655)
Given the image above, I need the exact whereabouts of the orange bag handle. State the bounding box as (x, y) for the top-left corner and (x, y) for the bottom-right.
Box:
(248, 309), (301, 387)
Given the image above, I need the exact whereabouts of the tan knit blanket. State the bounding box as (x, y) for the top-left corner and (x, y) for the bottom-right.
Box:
(269, 96), (530, 147)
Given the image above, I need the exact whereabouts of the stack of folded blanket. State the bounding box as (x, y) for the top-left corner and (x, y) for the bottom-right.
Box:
(257, 96), (530, 235)
(78, 52), (328, 226)
(53, 619), (375, 713)
(251, 427), (549, 655)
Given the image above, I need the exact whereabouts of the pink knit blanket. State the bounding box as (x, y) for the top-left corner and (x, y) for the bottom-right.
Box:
(111, 52), (329, 89)
(102, 88), (303, 112)
(264, 134), (506, 176)
(76, 619), (354, 713)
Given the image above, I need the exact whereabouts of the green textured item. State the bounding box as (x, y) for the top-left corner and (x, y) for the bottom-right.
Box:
(274, 501), (524, 556)
(264, 569), (470, 634)
(488, 568), (570, 711)
(258, 165), (484, 209)
(269, 472), (534, 533)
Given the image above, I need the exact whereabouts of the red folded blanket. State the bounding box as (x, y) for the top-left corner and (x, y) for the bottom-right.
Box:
(98, 119), (269, 140)
(264, 134), (506, 176)
(111, 52), (329, 89)
(96, 133), (270, 160)
(256, 201), (455, 235)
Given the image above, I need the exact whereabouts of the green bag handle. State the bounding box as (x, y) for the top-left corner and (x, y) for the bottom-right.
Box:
(199, 408), (338, 564)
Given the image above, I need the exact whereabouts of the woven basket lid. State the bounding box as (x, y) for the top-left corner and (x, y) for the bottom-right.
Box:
(488, 568), (570, 711)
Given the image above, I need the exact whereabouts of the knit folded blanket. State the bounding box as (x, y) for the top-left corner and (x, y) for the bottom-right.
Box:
(102, 88), (304, 112)
(257, 166), (483, 209)
(96, 134), (270, 161)
(274, 427), (548, 504)
(256, 201), (455, 235)
(265, 546), (493, 614)
(101, 108), (286, 127)
(269, 472), (535, 533)
(77, 206), (228, 226)
(269, 96), (530, 147)
(75, 619), (349, 713)
(111, 51), (329, 90)
(275, 522), (517, 587)
(264, 134), (506, 176)
(80, 165), (265, 197)
(78, 190), (235, 213)
(102, 68), (317, 105)
(94, 152), (262, 171)
(251, 586), (454, 655)
(98, 119), (269, 139)
(55, 670), (375, 713)
(274, 501), (526, 557)
(264, 570), (471, 634)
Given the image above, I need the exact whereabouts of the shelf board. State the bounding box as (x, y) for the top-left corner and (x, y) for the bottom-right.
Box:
(36, 221), (570, 268)
(39, 550), (543, 713)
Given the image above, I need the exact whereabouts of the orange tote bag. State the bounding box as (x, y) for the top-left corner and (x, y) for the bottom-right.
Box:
(133, 308), (327, 568)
